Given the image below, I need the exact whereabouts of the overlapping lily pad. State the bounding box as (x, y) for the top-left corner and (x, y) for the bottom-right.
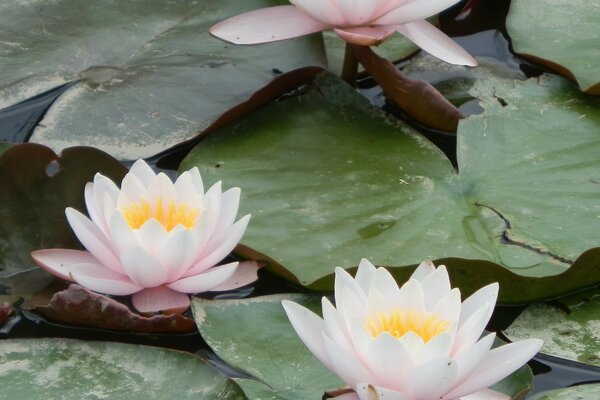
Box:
(0, 338), (246, 399)
(0, 0), (325, 159)
(192, 294), (533, 400)
(504, 286), (600, 367)
(0, 144), (127, 295)
(181, 72), (600, 301)
(507, 0), (600, 94)
(529, 384), (600, 400)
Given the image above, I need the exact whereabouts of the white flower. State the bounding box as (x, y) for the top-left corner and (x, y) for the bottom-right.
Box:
(283, 259), (542, 400)
(32, 160), (259, 313)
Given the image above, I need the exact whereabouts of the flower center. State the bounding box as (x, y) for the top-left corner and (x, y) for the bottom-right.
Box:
(121, 197), (200, 231)
(366, 309), (449, 342)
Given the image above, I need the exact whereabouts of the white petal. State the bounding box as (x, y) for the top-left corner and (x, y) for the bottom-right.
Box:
(157, 228), (197, 281)
(365, 333), (414, 388)
(355, 384), (408, 400)
(174, 171), (196, 205)
(145, 173), (176, 202)
(119, 172), (146, 206)
(459, 283), (498, 328)
(445, 339), (542, 399)
(209, 260), (261, 291)
(120, 246), (169, 288)
(323, 334), (377, 388)
(416, 332), (452, 363)
(409, 259), (436, 282)
(453, 303), (491, 356)
(281, 300), (331, 369)
(290, 0), (345, 25)
(332, 392), (360, 400)
(137, 218), (169, 254)
(338, 286), (367, 340)
(129, 159), (156, 187)
(31, 249), (96, 281)
(90, 173), (119, 231)
(374, 0), (464, 25)
(396, 20), (477, 66)
(334, 26), (396, 46)
(167, 262), (238, 293)
(185, 214), (250, 276)
(393, 278), (425, 313)
(432, 287), (461, 325)
(337, 0), (381, 25)
(335, 267), (367, 312)
(131, 286), (190, 313)
(70, 262), (142, 295)
(212, 187), (241, 237)
(188, 167), (204, 194)
(452, 333), (496, 387)
(355, 259), (377, 293)
(210, 5), (329, 44)
(420, 264), (452, 309)
(369, 267), (401, 308)
(203, 181), (223, 236)
(401, 356), (457, 399)
(322, 297), (353, 353)
(65, 207), (124, 274)
(109, 212), (138, 255)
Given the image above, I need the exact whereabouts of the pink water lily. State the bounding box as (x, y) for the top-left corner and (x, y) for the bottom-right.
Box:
(210, 0), (476, 66)
(283, 259), (542, 400)
(31, 160), (260, 313)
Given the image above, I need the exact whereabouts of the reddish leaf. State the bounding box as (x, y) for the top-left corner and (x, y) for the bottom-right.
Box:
(25, 284), (196, 333)
(0, 302), (15, 327)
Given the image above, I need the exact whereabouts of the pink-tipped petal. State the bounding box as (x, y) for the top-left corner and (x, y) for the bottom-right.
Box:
(282, 300), (331, 369)
(131, 286), (190, 313)
(209, 261), (261, 291)
(210, 5), (329, 45)
(129, 159), (156, 187)
(445, 339), (543, 399)
(396, 20), (477, 66)
(289, 0), (346, 26)
(65, 208), (124, 274)
(120, 246), (169, 288)
(355, 384), (408, 400)
(184, 214), (250, 276)
(31, 249), (97, 281)
(334, 25), (396, 46)
(374, 0), (464, 25)
(167, 262), (238, 293)
(70, 263), (142, 295)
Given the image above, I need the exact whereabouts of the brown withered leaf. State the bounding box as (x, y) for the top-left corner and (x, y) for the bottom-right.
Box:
(25, 284), (196, 333)
(352, 45), (464, 132)
(0, 302), (15, 327)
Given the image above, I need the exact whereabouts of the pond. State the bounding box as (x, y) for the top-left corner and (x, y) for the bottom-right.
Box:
(1, 0), (599, 399)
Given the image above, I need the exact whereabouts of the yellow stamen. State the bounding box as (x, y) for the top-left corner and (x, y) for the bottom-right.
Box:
(366, 309), (449, 342)
(121, 197), (200, 231)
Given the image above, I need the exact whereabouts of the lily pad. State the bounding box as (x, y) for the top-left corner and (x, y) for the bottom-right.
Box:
(0, 338), (246, 399)
(504, 286), (600, 367)
(0, 143), (127, 295)
(192, 294), (534, 400)
(506, 0), (600, 94)
(0, 0), (326, 159)
(181, 72), (600, 301)
(528, 384), (600, 400)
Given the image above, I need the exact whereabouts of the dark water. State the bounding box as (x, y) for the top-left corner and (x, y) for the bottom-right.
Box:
(1, 0), (600, 397)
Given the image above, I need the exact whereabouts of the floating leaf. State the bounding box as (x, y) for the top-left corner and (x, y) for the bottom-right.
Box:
(0, 0), (325, 159)
(0, 144), (127, 296)
(181, 72), (600, 301)
(528, 384), (600, 400)
(504, 286), (600, 367)
(0, 302), (14, 327)
(192, 294), (533, 400)
(507, 0), (600, 94)
(0, 338), (246, 399)
(25, 284), (196, 333)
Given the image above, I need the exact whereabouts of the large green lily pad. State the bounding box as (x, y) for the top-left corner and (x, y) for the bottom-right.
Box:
(0, 144), (127, 295)
(181, 72), (600, 301)
(0, 0), (325, 159)
(504, 286), (600, 367)
(0, 338), (246, 399)
(507, 0), (600, 94)
(192, 294), (533, 400)
(529, 384), (600, 400)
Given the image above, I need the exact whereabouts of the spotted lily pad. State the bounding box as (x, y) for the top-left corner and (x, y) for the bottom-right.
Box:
(0, 338), (247, 399)
(504, 286), (600, 367)
(0, 0), (325, 159)
(0, 144), (127, 295)
(192, 294), (533, 400)
(181, 72), (600, 302)
(528, 384), (600, 400)
(507, 0), (600, 94)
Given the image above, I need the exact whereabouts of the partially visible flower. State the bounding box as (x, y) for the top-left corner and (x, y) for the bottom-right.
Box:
(32, 160), (259, 313)
(283, 259), (542, 400)
(210, 0), (476, 66)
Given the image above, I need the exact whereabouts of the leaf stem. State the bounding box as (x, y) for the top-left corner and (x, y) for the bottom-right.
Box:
(341, 42), (358, 86)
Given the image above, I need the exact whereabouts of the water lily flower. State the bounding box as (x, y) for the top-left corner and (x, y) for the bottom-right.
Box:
(31, 160), (259, 313)
(210, 0), (477, 66)
(283, 259), (542, 400)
